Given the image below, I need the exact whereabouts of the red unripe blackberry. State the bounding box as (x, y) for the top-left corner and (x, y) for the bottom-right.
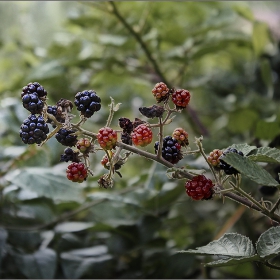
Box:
(101, 152), (114, 169)
(77, 138), (92, 153)
(219, 148), (244, 175)
(152, 82), (169, 103)
(97, 127), (118, 150)
(172, 127), (189, 146)
(55, 128), (78, 147)
(131, 124), (153, 147)
(172, 89), (191, 109)
(185, 175), (214, 200)
(74, 90), (101, 118)
(66, 162), (88, 183)
(154, 136), (183, 164)
(19, 114), (49, 144)
(60, 147), (80, 163)
(207, 149), (223, 167)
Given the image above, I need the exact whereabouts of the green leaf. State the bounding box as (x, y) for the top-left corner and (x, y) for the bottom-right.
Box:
(180, 233), (256, 258)
(252, 21), (270, 56)
(254, 120), (280, 140)
(233, 4), (255, 22)
(228, 143), (257, 156)
(228, 109), (259, 133)
(14, 248), (57, 279)
(205, 255), (260, 267)
(55, 222), (95, 233)
(5, 168), (84, 203)
(260, 59), (273, 97)
(256, 226), (280, 258)
(222, 153), (279, 186)
(248, 147), (280, 164)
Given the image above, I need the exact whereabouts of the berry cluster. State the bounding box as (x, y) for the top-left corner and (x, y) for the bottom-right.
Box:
(20, 115), (49, 144)
(74, 90), (101, 118)
(97, 127), (118, 150)
(131, 124), (153, 147)
(185, 175), (214, 200)
(55, 128), (78, 147)
(207, 149), (223, 167)
(172, 127), (189, 146)
(66, 162), (88, 183)
(154, 136), (182, 164)
(21, 82), (47, 114)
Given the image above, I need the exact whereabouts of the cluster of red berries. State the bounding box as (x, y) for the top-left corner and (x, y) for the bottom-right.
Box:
(185, 175), (214, 200)
(152, 82), (191, 109)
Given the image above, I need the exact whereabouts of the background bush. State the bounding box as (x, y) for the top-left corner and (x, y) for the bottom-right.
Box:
(1, 1), (280, 278)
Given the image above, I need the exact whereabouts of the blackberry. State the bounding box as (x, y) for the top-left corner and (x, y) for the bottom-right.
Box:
(55, 128), (78, 147)
(66, 162), (88, 183)
(21, 82), (47, 114)
(172, 89), (191, 109)
(60, 148), (80, 163)
(152, 82), (169, 103)
(74, 90), (101, 118)
(172, 127), (189, 146)
(131, 124), (153, 147)
(185, 175), (214, 200)
(219, 148), (244, 175)
(97, 127), (118, 150)
(19, 114), (49, 144)
(207, 149), (223, 167)
(119, 117), (133, 134)
(47, 105), (65, 124)
(154, 136), (183, 164)
(76, 138), (92, 153)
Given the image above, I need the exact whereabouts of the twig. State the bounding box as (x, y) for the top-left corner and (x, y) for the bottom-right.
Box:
(270, 195), (280, 214)
(263, 260), (280, 271)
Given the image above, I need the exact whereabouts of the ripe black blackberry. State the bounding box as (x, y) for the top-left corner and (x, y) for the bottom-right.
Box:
(154, 136), (183, 164)
(47, 105), (65, 125)
(219, 148), (244, 175)
(19, 114), (49, 144)
(74, 90), (101, 118)
(60, 148), (80, 163)
(55, 128), (78, 147)
(21, 82), (47, 114)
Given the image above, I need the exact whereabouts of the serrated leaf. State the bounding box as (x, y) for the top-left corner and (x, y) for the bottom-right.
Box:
(222, 153), (279, 186)
(180, 233), (255, 257)
(5, 168), (84, 203)
(248, 147), (280, 164)
(228, 143), (257, 156)
(205, 254), (260, 267)
(256, 226), (280, 258)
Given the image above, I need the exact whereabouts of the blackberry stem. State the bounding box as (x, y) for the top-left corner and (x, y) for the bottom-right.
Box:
(156, 117), (163, 159)
(270, 195), (280, 214)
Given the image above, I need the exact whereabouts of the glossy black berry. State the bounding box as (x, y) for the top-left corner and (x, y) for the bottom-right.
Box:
(47, 105), (65, 125)
(55, 128), (78, 147)
(19, 114), (49, 144)
(154, 136), (182, 164)
(60, 148), (80, 163)
(74, 90), (101, 118)
(21, 82), (47, 114)
(219, 148), (244, 175)
(259, 185), (278, 196)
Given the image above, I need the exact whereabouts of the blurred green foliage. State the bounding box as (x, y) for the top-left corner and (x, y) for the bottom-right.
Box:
(1, 1), (280, 278)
